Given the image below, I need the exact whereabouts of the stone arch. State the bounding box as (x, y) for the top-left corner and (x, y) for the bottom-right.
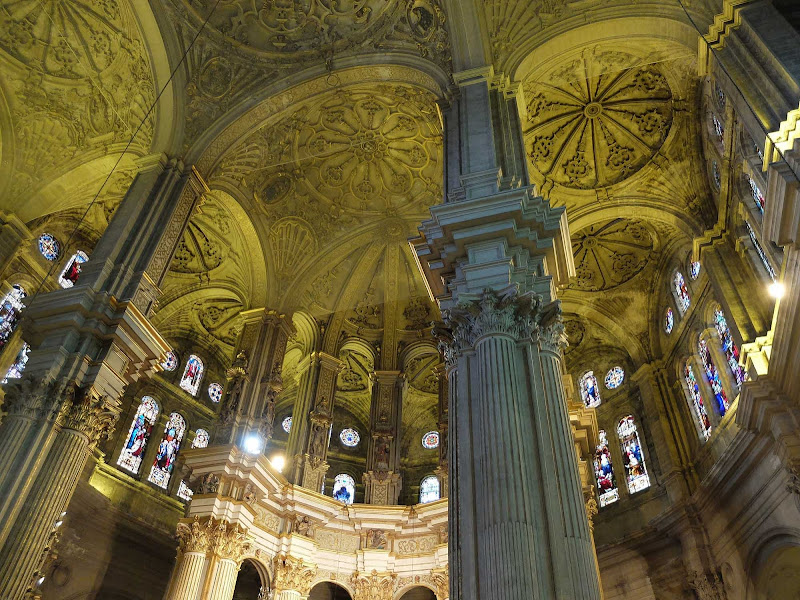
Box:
(308, 580), (355, 599)
(233, 557), (271, 599)
(745, 528), (800, 600)
(394, 583), (439, 599)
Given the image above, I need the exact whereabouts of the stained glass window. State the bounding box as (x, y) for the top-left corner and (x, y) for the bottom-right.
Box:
(712, 115), (724, 142)
(604, 367), (625, 389)
(207, 382), (223, 403)
(3, 342), (30, 383)
(117, 396), (159, 475)
(745, 221), (776, 281)
(685, 362), (712, 440)
(177, 482), (193, 502)
(747, 175), (765, 214)
(339, 428), (360, 447)
(37, 233), (60, 261)
(712, 161), (721, 189)
(192, 428), (210, 449)
(594, 430), (619, 507)
(179, 355), (204, 396)
(148, 412), (186, 489)
(58, 250), (88, 288)
(699, 338), (729, 417)
(713, 308), (747, 388)
(282, 416), (292, 433)
(0, 284), (26, 353)
(673, 271), (690, 313)
(617, 416), (650, 495)
(332, 473), (355, 505)
(422, 431), (440, 449)
(161, 351), (178, 372)
(715, 82), (725, 110)
(580, 371), (601, 408)
(420, 475), (440, 504)
(754, 141), (764, 162)
(689, 261), (701, 280)
(665, 307), (674, 334)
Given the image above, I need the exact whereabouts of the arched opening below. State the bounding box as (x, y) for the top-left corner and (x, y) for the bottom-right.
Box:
(232, 559), (267, 600)
(398, 586), (437, 600)
(309, 581), (353, 600)
(752, 546), (800, 600)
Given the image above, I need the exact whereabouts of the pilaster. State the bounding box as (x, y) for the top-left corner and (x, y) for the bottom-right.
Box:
(363, 371), (404, 505)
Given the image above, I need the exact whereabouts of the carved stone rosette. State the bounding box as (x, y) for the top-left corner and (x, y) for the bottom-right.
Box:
(350, 570), (397, 600)
(176, 516), (252, 563)
(272, 553), (317, 595)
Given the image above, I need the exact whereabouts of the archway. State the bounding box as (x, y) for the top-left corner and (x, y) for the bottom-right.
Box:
(751, 546), (800, 600)
(309, 581), (353, 600)
(397, 586), (437, 600)
(232, 559), (268, 600)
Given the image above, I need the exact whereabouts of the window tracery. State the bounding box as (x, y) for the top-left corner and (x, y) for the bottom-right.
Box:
(712, 114), (724, 142)
(422, 431), (439, 449)
(58, 250), (88, 288)
(673, 271), (690, 313)
(604, 367), (625, 390)
(698, 338), (729, 417)
(712, 160), (721, 189)
(118, 396), (159, 475)
(713, 307), (746, 388)
(617, 416), (650, 495)
(684, 362), (712, 440)
(37, 233), (60, 261)
(282, 416), (292, 433)
(0, 284), (26, 353)
(580, 371), (601, 408)
(664, 307), (674, 334)
(419, 475), (440, 504)
(339, 428), (360, 447)
(594, 430), (618, 507)
(179, 355), (204, 396)
(3, 342), (30, 383)
(148, 412), (186, 489)
(332, 473), (355, 505)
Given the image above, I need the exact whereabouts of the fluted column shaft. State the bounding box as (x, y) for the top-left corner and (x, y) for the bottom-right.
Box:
(165, 552), (207, 600)
(275, 592), (303, 600)
(207, 558), (240, 600)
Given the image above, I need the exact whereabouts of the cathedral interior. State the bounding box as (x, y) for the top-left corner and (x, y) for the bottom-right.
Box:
(0, 0), (799, 599)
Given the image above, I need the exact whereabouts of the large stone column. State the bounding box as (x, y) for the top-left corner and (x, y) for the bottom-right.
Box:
(411, 65), (600, 599)
(363, 371), (404, 504)
(434, 364), (449, 498)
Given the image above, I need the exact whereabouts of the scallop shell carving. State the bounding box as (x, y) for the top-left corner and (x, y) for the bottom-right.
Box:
(268, 217), (318, 279)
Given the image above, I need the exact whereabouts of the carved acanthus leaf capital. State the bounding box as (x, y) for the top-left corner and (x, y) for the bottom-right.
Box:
(431, 565), (449, 600)
(272, 553), (317, 594)
(60, 385), (121, 446)
(350, 570), (397, 600)
(1, 376), (60, 421)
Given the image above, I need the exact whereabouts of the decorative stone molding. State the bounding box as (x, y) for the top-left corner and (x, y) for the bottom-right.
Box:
(176, 517), (252, 563)
(585, 497), (599, 532)
(431, 565), (449, 600)
(350, 570), (396, 600)
(272, 554), (317, 595)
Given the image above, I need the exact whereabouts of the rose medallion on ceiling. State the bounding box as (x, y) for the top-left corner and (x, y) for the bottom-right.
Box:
(571, 219), (654, 290)
(523, 50), (673, 190)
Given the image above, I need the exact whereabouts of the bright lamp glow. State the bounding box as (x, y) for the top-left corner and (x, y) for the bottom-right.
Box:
(769, 282), (785, 299)
(270, 454), (285, 473)
(243, 434), (263, 455)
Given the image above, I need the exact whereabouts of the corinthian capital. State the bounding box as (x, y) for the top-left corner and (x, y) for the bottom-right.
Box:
(272, 553), (316, 595)
(350, 570), (397, 600)
(176, 517), (253, 563)
(60, 385), (121, 446)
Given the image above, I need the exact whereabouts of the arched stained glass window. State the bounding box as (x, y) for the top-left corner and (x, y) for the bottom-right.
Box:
(689, 261), (701, 280)
(192, 429), (210, 449)
(604, 367), (625, 389)
(745, 221), (777, 281)
(207, 382), (223, 403)
(665, 308), (675, 334)
(712, 115), (724, 142)
(713, 308), (747, 388)
(179, 355), (204, 396)
(117, 396), (159, 475)
(282, 416), (292, 433)
(673, 271), (690, 314)
(747, 175), (765, 214)
(38, 233), (60, 261)
(419, 475), (440, 504)
(58, 250), (88, 288)
(617, 416), (650, 495)
(332, 473), (355, 505)
(161, 351), (178, 372)
(339, 428), (360, 447)
(714, 82), (726, 110)
(177, 482), (193, 502)
(712, 161), (721, 189)
(698, 338), (729, 417)
(580, 371), (601, 408)
(0, 284), (26, 353)
(3, 342), (30, 383)
(684, 362), (712, 440)
(422, 431), (440, 449)
(594, 430), (618, 507)
(148, 412), (186, 489)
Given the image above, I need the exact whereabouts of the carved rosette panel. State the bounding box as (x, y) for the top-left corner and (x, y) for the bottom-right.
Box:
(571, 219), (654, 290)
(523, 49), (673, 190)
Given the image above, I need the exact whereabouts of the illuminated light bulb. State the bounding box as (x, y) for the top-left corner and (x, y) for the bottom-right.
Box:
(769, 281), (785, 299)
(36, 577), (45, 587)
(270, 455), (286, 473)
(243, 434), (263, 455)
(54, 520), (63, 529)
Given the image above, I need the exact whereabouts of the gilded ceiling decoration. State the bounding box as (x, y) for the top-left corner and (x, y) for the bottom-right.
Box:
(571, 219), (654, 291)
(0, 0), (155, 207)
(405, 353), (439, 394)
(523, 50), (673, 190)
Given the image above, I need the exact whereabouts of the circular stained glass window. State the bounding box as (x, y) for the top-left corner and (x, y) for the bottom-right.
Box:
(161, 351), (178, 372)
(689, 261), (701, 280)
(422, 431), (440, 449)
(339, 428), (360, 447)
(604, 367), (625, 389)
(282, 416), (292, 433)
(207, 383), (223, 403)
(665, 308), (674, 334)
(38, 233), (60, 261)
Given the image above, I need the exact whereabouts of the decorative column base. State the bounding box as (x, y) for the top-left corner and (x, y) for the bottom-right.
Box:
(363, 471), (401, 505)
